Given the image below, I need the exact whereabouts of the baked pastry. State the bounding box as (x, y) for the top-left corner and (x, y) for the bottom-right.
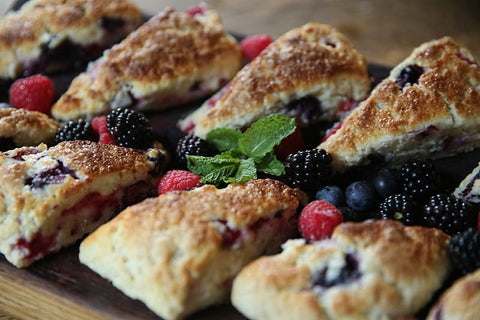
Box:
(453, 161), (480, 204)
(51, 5), (242, 121)
(0, 0), (142, 83)
(231, 220), (451, 320)
(318, 37), (480, 172)
(0, 140), (166, 268)
(179, 23), (371, 138)
(0, 107), (59, 151)
(79, 179), (299, 320)
(427, 269), (480, 320)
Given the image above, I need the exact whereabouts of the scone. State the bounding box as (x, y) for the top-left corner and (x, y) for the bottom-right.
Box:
(0, 107), (59, 151)
(426, 269), (480, 320)
(179, 23), (371, 138)
(231, 220), (451, 320)
(453, 161), (480, 204)
(79, 179), (299, 320)
(0, 140), (166, 268)
(0, 0), (141, 83)
(318, 37), (480, 172)
(51, 5), (242, 121)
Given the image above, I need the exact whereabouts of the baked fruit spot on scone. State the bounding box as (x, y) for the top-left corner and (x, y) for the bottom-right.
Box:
(0, 107), (59, 151)
(454, 161), (480, 204)
(79, 179), (299, 320)
(51, 5), (242, 121)
(427, 269), (480, 320)
(0, 140), (165, 268)
(318, 37), (480, 172)
(179, 23), (371, 139)
(231, 220), (451, 320)
(0, 0), (142, 83)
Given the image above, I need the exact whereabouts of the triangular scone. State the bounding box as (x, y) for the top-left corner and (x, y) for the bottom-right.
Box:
(454, 161), (480, 204)
(79, 179), (299, 320)
(0, 141), (166, 267)
(0, 0), (142, 82)
(318, 37), (480, 172)
(232, 220), (451, 320)
(179, 23), (371, 138)
(51, 5), (242, 121)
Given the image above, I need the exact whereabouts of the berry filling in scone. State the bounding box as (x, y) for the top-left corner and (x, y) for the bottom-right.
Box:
(0, 141), (165, 268)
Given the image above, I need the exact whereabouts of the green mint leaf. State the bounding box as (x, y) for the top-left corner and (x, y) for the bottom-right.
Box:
(257, 152), (285, 176)
(187, 155), (240, 185)
(237, 115), (296, 160)
(234, 158), (257, 183)
(206, 128), (242, 152)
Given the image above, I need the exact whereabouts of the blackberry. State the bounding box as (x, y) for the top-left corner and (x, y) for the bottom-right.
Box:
(449, 228), (480, 275)
(176, 134), (215, 166)
(106, 108), (153, 149)
(400, 160), (438, 201)
(284, 149), (332, 191)
(378, 194), (418, 225)
(55, 119), (96, 144)
(423, 194), (476, 235)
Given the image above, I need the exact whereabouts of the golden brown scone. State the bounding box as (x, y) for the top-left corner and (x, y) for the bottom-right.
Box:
(51, 4), (242, 121)
(319, 37), (480, 172)
(0, 0), (142, 80)
(0, 107), (59, 150)
(231, 220), (451, 320)
(0, 140), (166, 268)
(427, 269), (480, 320)
(79, 179), (299, 320)
(179, 23), (371, 138)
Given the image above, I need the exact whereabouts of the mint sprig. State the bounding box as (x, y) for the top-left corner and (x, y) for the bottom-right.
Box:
(187, 114), (296, 185)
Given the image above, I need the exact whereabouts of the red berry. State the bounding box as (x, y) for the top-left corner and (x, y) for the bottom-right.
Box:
(186, 4), (206, 16)
(240, 34), (273, 62)
(274, 125), (304, 161)
(9, 74), (55, 114)
(322, 121), (343, 143)
(91, 116), (115, 145)
(158, 170), (202, 195)
(299, 200), (343, 242)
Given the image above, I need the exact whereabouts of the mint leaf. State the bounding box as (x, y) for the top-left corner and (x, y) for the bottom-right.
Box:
(257, 152), (285, 176)
(187, 155), (240, 185)
(206, 128), (242, 152)
(238, 115), (296, 160)
(234, 158), (257, 183)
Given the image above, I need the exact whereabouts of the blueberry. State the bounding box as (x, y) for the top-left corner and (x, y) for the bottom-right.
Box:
(395, 64), (424, 89)
(345, 181), (377, 212)
(315, 185), (344, 207)
(373, 168), (401, 199)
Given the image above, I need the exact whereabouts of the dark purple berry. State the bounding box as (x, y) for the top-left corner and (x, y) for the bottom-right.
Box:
(373, 168), (401, 198)
(311, 253), (362, 288)
(284, 96), (323, 126)
(395, 64), (424, 89)
(284, 149), (332, 192)
(345, 181), (377, 212)
(26, 161), (78, 189)
(106, 108), (154, 149)
(449, 228), (480, 275)
(55, 119), (96, 144)
(378, 193), (419, 225)
(176, 134), (215, 167)
(400, 160), (438, 201)
(315, 185), (344, 207)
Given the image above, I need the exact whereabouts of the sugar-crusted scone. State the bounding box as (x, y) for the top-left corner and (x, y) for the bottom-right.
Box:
(179, 23), (371, 138)
(0, 107), (59, 151)
(318, 37), (480, 172)
(453, 161), (480, 204)
(231, 220), (451, 320)
(427, 269), (480, 320)
(79, 179), (299, 320)
(51, 5), (242, 121)
(0, 0), (142, 82)
(0, 140), (166, 268)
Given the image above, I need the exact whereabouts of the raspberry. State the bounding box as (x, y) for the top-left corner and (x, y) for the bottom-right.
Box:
(158, 170), (202, 195)
(298, 200), (343, 242)
(91, 116), (115, 145)
(55, 119), (97, 144)
(186, 4), (206, 16)
(274, 125), (304, 161)
(240, 34), (274, 62)
(9, 74), (55, 114)
(106, 108), (153, 149)
(322, 121), (342, 143)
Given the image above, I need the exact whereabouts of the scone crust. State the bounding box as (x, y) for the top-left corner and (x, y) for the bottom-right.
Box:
(51, 6), (242, 120)
(318, 36), (480, 172)
(231, 220), (451, 320)
(0, 0), (142, 79)
(185, 23), (370, 138)
(427, 269), (480, 320)
(0, 107), (59, 146)
(80, 179), (299, 320)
